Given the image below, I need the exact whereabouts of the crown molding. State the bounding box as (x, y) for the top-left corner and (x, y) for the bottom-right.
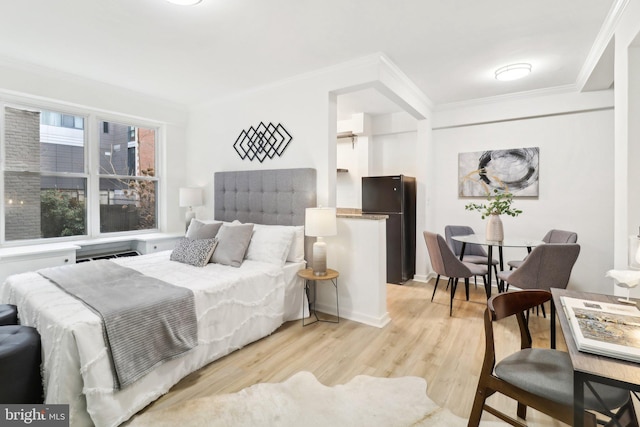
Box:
(377, 54), (434, 111)
(193, 52), (434, 118)
(576, 0), (628, 91)
(0, 56), (188, 117)
(434, 84), (578, 112)
(192, 53), (386, 110)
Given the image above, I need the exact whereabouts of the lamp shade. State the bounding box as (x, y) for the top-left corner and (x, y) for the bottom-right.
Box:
(305, 207), (337, 237)
(179, 187), (203, 207)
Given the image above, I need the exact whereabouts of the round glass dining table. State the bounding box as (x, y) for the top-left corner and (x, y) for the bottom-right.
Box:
(451, 234), (545, 298)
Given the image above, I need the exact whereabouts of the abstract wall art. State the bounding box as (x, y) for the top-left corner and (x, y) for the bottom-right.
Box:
(458, 147), (539, 197)
(233, 122), (292, 163)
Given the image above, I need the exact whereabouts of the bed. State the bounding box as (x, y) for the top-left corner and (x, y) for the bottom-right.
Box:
(0, 168), (316, 427)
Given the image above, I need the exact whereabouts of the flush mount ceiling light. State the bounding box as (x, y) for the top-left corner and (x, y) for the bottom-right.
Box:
(166, 0), (202, 5)
(495, 63), (532, 81)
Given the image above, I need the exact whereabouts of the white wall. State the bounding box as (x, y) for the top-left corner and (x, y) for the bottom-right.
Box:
(336, 111), (419, 209)
(613, 0), (640, 280)
(336, 135), (363, 208)
(429, 90), (614, 293)
(370, 131), (418, 177)
(186, 55), (432, 221)
(0, 60), (189, 235)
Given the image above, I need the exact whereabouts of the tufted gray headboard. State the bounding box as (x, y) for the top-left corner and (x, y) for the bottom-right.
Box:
(214, 168), (316, 225)
(214, 168), (317, 262)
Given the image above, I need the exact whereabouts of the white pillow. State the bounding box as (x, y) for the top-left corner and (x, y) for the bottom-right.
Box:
(287, 225), (305, 263)
(246, 224), (296, 267)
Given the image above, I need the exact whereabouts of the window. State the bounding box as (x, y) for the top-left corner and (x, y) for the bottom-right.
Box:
(4, 106), (87, 241)
(2, 104), (159, 242)
(98, 120), (157, 233)
(40, 111), (84, 130)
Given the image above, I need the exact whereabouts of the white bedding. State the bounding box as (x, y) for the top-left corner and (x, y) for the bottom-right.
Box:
(0, 251), (305, 427)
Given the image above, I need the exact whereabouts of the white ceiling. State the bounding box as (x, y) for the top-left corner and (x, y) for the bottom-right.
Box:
(0, 0), (616, 116)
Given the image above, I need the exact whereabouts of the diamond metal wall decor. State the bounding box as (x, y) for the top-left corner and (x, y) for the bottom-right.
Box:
(233, 122), (292, 163)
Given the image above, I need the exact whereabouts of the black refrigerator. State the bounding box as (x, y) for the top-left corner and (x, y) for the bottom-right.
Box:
(362, 175), (416, 284)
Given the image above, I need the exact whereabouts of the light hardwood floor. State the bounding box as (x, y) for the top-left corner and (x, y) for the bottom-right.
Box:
(137, 279), (567, 426)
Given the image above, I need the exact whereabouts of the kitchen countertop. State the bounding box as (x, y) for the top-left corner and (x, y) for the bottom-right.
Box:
(336, 208), (388, 220)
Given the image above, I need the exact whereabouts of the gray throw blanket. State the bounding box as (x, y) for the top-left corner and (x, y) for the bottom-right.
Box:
(39, 260), (198, 390)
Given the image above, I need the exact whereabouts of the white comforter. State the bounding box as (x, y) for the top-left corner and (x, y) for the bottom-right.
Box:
(0, 252), (304, 427)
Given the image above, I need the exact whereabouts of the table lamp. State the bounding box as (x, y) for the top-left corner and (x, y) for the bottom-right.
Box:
(305, 207), (337, 276)
(179, 187), (203, 231)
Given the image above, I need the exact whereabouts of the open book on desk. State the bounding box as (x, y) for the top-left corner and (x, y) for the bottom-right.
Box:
(561, 296), (640, 363)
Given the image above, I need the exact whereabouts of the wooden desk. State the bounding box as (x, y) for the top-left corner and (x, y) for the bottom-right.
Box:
(551, 288), (640, 426)
(451, 235), (543, 298)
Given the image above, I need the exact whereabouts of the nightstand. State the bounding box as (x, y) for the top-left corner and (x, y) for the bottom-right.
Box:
(297, 268), (339, 326)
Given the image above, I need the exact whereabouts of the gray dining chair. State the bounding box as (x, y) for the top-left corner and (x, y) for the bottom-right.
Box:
(497, 243), (580, 318)
(507, 229), (578, 270)
(445, 225), (499, 281)
(423, 231), (488, 316)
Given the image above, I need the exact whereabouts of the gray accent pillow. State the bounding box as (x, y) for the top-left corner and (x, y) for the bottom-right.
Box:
(170, 238), (218, 267)
(186, 219), (222, 240)
(210, 223), (254, 267)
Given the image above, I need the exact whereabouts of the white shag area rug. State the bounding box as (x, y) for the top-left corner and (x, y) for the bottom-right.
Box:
(128, 371), (505, 427)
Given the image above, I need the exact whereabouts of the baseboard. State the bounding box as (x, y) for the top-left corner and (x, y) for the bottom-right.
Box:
(314, 302), (391, 328)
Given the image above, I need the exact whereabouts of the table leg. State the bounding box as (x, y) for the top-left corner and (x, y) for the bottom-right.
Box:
(302, 280), (319, 326)
(303, 278), (339, 325)
(486, 246), (493, 298)
(459, 243), (466, 261)
(574, 371), (585, 426)
(550, 299), (556, 349)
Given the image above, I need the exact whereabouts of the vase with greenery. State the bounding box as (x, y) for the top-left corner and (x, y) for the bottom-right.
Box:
(464, 189), (522, 241)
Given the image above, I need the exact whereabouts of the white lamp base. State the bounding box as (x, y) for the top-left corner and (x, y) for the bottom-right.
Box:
(312, 238), (327, 276)
(185, 209), (196, 231)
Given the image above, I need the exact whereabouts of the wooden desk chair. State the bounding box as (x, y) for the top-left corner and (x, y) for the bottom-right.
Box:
(468, 289), (636, 427)
(423, 231), (488, 316)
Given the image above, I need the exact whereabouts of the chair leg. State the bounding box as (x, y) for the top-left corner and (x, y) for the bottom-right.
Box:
(583, 411), (598, 427)
(467, 385), (489, 427)
(540, 303), (547, 318)
(431, 275), (440, 302)
(493, 264), (498, 279)
(465, 278), (470, 300)
(450, 278), (458, 316)
(517, 402), (527, 420)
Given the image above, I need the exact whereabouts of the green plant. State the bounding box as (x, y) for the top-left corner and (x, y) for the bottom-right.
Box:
(465, 188), (522, 219)
(41, 189), (86, 237)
